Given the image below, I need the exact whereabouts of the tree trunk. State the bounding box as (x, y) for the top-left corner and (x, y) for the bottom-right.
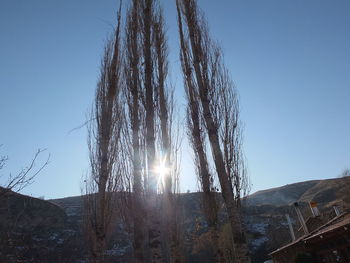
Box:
(126, 1), (146, 261)
(142, 1), (162, 262)
(177, 3), (225, 262)
(177, 0), (251, 261)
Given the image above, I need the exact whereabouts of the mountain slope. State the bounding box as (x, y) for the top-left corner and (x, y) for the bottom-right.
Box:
(247, 180), (320, 206)
(0, 176), (348, 262)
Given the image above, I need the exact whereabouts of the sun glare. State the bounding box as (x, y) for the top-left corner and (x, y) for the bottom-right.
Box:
(154, 157), (169, 187)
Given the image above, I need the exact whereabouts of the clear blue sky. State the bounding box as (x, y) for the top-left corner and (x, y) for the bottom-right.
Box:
(1, 0), (349, 199)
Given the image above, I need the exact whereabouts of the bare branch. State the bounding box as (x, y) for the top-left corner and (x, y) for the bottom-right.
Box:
(0, 148), (50, 198)
(176, 0), (251, 261)
(82, 3), (125, 261)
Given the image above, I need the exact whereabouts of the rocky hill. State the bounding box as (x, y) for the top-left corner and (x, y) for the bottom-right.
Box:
(0, 188), (85, 262)
(246, 178), (347, 208)
(0, 176), (348, 262)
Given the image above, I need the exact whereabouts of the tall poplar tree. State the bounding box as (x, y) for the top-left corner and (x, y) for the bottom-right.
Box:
(84, 5), (124, 262)
(176, 0), (251, 261)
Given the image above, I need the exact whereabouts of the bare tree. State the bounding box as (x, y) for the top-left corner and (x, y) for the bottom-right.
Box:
(83, 5), (124, 262)
(124, 0), (147, 261)
(176, 0), (251, 262)
(0, 147), (49, 199)
(154, 9), (171, 195)
(124, 1), (183, 261)
(217, 56), (251, 261)
(218, 67), (250, 202)
(152, 4), (187, 262)
(124, 1), (166, 261)
(176, 3), (223, 262)
(153, 8), (182, 262)
(154, 12), (171, 260)
(139, 0), (167, 261)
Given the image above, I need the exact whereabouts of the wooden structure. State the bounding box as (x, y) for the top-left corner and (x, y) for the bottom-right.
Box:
(270, 211), (350, 262)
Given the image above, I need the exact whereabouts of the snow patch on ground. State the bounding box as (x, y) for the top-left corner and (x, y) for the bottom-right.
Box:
(49, 232), (64, 244)
(251, 236), (268, 249)
(247, 222), (268, 234)
(105, 244), (129, 256)
(247, 222), (269, 251)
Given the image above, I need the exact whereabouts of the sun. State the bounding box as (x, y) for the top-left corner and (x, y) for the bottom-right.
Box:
(154, 157), (169, 187)
(155, 162), (168, 177)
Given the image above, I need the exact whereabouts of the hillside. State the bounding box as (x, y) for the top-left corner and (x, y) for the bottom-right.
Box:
(247, 178), (347, 208)
(0, 189), (85, 262)
(246, 180), (321, 206)
(0, 176), (349, 262)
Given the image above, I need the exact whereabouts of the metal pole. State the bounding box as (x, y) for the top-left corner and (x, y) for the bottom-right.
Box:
(294, 202), (309, 235)
(285, 214), (296, 241)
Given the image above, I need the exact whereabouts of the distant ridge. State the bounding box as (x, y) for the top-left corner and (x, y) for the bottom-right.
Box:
(1, 176), (348, 262)
(247, 177), (346, 208)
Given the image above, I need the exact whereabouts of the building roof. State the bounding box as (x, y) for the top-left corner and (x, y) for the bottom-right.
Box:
(269, 236), (303, 256)
(270, 211), (350, 256)
(304, 212), (350, 242)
